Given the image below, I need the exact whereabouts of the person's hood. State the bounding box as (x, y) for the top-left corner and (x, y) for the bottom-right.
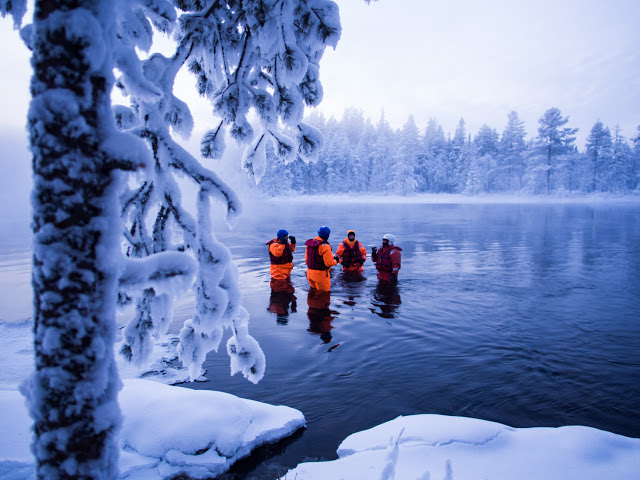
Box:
(344, 230), (356, 247)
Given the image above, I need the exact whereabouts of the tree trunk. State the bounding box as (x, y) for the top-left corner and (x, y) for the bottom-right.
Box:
(26, 1), (122, 478)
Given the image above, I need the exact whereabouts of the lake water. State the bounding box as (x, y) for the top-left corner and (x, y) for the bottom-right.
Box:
(2, 199), (639, 479)
(190, 199), (640, 478)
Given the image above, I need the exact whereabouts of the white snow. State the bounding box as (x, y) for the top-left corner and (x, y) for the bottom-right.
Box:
(3, 317), (639, 479)
(283, 415), (640, 480)
(1, 379), (304, 480)
(0, 320), (302, 479)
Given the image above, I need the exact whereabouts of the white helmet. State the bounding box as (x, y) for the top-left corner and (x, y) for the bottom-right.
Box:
(382, 233), (395, 245)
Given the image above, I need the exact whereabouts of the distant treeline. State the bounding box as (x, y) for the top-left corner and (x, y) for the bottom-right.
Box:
(256, 108), (640, 195)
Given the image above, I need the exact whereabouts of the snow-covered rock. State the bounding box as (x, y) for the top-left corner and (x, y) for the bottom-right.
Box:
(282, 414), (640, 480)
(0, 379), (305, 480)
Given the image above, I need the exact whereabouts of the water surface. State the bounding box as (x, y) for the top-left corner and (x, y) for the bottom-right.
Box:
(2, 200), (639, 479)
(186, 200), (640, 477)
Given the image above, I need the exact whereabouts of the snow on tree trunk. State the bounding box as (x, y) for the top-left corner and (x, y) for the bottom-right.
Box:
(19, 0), (146, 477)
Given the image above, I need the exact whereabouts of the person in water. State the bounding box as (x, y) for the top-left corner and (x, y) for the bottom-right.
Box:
(266, 229), (296, 292)
(371, 233), (402, 284)
(305, 226), (338, 291)
(335, 229), (367, 273)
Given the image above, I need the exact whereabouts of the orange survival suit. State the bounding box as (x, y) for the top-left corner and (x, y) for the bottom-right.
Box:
(335, 230), (367, 273)
(305, 236), (337, 291)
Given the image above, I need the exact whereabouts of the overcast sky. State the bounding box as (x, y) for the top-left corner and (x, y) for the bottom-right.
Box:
(316, 0), (640, 145)
(1, 0), (639, 157)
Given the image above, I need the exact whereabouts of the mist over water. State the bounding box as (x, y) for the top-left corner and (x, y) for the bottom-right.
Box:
(182, 199), (640, 476)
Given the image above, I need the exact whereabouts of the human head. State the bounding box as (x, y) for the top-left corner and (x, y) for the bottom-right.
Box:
(318, 226), (331, 240)
(382, 233), (395, 246)
(347, 230), (355, 241)
(277, 229), (288, 240)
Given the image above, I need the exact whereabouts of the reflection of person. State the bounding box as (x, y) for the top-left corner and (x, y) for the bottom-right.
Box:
(307, 289), (336, 343)
(268, 290), (297, 324)
(371, 282), (402, 319)
(371, 233), (402, 285)
(305, 226), (338, 291)
(335, 229), (367, 273)
(267, 229), (296, 293)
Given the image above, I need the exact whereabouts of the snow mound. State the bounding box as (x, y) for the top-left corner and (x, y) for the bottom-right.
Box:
(282, 414), (640, 480)
(0, 379), (305, 480)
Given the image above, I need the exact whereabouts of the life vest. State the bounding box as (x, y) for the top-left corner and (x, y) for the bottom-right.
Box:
(375, 245), (402, 273)
(305, 238), (329, 270)
(340, 240), (364, 267)
(266, 240), (293, 265)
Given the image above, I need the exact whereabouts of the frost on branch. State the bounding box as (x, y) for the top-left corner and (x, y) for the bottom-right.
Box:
(0, 0), (27, 29)
(113, 0), (341, 383)
(178, 0), (342, 177)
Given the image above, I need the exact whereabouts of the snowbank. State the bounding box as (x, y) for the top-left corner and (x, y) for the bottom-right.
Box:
(0, 379), (305, 480)
(282, 414), (640, 480)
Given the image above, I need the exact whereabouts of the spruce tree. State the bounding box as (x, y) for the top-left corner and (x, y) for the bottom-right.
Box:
(585, 120), (613, 192)
(534, 108), (578, 194)
(499, 111), (527, 191)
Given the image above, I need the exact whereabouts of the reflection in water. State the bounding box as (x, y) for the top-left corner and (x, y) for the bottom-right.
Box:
(270, 277), (295, 294)
(267, 290), (297, 325)
(370, 282), (402, 318)
(307, 290), (338, 343)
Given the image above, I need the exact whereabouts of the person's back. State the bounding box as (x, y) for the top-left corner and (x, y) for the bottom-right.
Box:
(267, 229), (296, 292)
(305, 226), (337, 291)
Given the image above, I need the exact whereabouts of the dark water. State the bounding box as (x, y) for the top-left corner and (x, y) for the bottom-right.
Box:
(179, 199), (640, 478)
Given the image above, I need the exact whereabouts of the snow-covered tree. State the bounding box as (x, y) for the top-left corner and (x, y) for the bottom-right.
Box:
(471, 124), (499, 192)
(369, 110), (396, 192)
(585, 120), (613, 192)
(498, 110), (527, 191)
(4, 0), (144, 477)
(532, 107), (578, 194)
(354, 117), (377, 192)
(387, 115), (419, 195)
(416, 117), (447, 192)
(632, 126), (640, 191)
(2, 0), (342, 476)
(450, 117), (470, 192)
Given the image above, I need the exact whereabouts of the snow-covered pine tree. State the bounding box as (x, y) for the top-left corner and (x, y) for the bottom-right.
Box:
(369, 110), (396, 192)
(114, 0), (342, 381)
(607, 125), (633, 193)
(498, 110), (527, 191)
(451, 118), (470, 192)
(585, 120), (613, 193)
(388, 115), (419, 195)
(416, 118), (449, 193)
(472, 124), (499, 192)
(533, 107), (578, 194)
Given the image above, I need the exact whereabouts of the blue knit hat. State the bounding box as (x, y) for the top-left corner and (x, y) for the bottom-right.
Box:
(318, 226), (330, 238)
(277, 229), (288, 239)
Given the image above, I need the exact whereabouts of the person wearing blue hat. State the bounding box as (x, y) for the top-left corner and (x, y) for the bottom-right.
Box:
(266, 229), (296, 292)
(304, 226), (338, 291)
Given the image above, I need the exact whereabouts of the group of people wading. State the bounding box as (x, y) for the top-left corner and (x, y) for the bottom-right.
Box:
(266, 226), (402, 292)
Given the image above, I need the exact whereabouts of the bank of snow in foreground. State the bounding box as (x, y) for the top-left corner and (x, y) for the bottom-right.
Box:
(282, 414), (640, 480)
(0, 379), (305, 480)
